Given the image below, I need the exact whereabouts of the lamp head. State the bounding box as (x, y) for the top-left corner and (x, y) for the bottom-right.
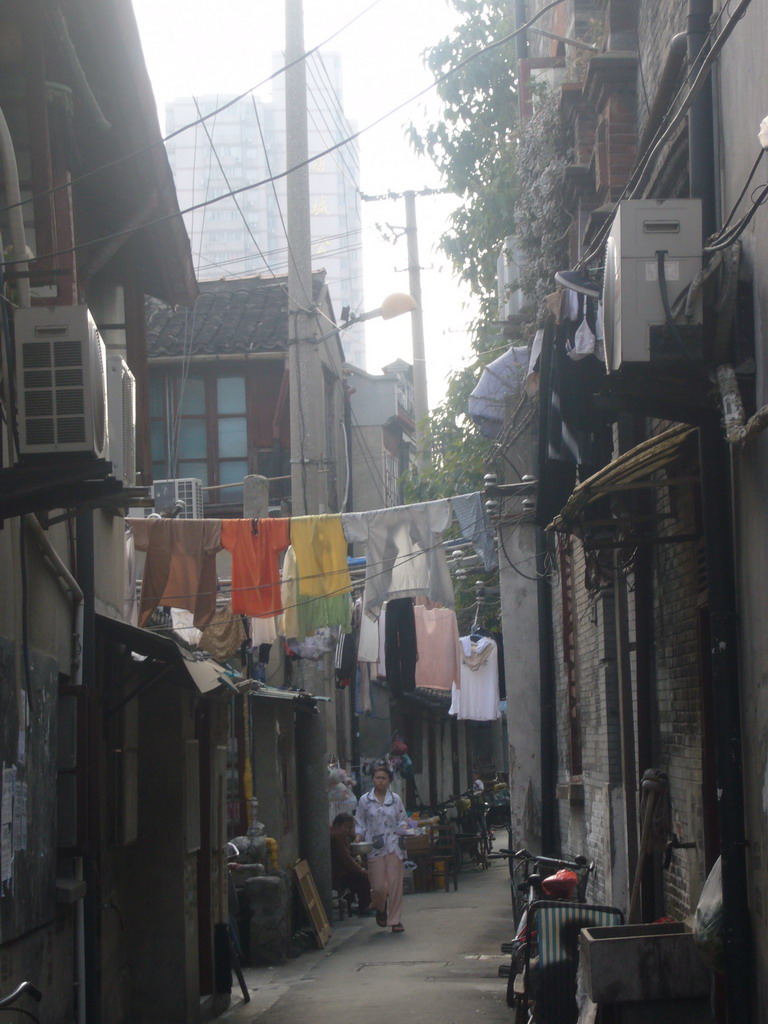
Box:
(379, 292), (417, 320)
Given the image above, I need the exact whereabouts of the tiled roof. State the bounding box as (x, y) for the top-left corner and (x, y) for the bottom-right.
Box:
(146, 273), (327, 357)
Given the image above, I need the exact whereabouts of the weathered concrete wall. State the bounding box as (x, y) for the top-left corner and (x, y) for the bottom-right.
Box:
(718, 0), (768, 1016)
(109, 684), (200, 1024)
(499, 516), (542, 852)
(251, 703), (300, 868)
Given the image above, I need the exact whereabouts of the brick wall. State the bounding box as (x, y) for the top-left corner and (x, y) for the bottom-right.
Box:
(650, 456), (707, 917)
(546, 454), (706, 917)
(636, 0), (688, 141)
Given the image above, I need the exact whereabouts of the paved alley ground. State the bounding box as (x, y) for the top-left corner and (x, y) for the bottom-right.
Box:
(222, 858), (514, 1024)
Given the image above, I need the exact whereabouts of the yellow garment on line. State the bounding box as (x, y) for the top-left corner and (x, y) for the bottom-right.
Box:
(279, 545), (352, 641)
(290, 514), (351, 598)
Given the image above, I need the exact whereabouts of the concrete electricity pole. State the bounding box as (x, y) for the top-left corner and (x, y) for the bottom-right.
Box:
(286, 0), (319, 516)
(362, 187), (444, 471)
(285, 0), (332, 914)
(404, 191), (430, 471)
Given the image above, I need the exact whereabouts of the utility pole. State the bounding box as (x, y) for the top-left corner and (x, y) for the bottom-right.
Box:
(404, 191), (429, 471)
(362, 187), (444, 472)
(285, 0), (332, 916)
(286, 0), (319, 516)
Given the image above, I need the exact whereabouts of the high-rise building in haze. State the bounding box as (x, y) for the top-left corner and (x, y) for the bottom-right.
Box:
(165, 51), (366, 368)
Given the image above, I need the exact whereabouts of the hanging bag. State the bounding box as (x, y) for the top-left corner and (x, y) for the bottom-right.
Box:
(390, 730), (408, 756)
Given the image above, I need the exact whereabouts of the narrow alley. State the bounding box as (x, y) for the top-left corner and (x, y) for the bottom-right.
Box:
(224, 860), (512, 1024)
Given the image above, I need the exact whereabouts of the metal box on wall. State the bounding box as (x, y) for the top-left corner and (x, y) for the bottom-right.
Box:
(602, 199), (703, 372)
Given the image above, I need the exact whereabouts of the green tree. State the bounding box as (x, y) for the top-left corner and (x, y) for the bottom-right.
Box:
(405, 2), (568, 575)
(407, 0), (519, 320)
(404, 2), (521, 515)
(405, 352), (500, 504)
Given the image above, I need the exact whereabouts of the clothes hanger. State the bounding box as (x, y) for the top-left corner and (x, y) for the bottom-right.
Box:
(469, 600), (483, 641)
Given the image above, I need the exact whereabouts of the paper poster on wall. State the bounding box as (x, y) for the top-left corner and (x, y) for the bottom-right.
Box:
(1, 767), (15, 881)
(13, 782), (26, 852)
(1, 766), (13, 825)
(1, 825), (11, 884)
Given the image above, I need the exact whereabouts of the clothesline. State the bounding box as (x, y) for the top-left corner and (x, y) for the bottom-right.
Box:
(135, 535), (482, 609)
(131, 522), (476, 610)
(125, 492), (497, 645)
(127, 495), (495, 611)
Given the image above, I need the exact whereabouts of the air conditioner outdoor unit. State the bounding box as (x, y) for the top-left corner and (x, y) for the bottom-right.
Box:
(106, 355), (136, 486)
(14, 304), (108, 459)
(602, 199), (703, 373)
(153, 478), (204, 519)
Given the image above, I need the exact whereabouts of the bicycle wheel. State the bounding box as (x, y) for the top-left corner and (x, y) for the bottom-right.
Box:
(506, 963), (517, 1007)
(513, 992), (529, 1024)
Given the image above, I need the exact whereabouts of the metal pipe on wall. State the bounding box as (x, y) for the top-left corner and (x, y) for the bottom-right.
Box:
(536, 529), (557, 853)
(688, 1), (753, 1018)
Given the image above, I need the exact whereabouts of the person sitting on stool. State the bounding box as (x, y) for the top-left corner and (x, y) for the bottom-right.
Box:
(330, 813), (371, 915)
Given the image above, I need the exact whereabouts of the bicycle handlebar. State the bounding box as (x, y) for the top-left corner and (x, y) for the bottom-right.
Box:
(0, 982), (43, 1006)
(497, 848), (592, 872)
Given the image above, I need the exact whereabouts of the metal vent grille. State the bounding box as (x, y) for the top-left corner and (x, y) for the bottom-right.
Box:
(15, 306), (107, 457)
(153, 478), (204, 518)
(106, 355), (136, 485)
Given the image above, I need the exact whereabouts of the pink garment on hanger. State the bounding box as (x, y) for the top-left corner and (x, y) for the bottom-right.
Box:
(414, 604), (462, 692)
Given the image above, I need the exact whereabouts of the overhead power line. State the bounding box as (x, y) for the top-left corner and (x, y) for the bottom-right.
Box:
(3, 0), (570, 268)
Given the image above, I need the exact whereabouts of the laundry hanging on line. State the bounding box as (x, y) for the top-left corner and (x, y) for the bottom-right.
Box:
(126, 490), (496, 643)
(448, 635), (501, 721)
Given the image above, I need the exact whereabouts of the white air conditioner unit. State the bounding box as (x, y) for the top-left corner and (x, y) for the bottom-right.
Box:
(153, 478), (204, 519)
(14, 305), (108, 458)
(602, 199), (703, 372)
(106, 355), (136, 486)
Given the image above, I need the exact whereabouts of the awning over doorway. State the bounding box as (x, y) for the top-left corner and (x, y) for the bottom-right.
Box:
(548, 424), (698, 533)
(97, 614), (231, 694)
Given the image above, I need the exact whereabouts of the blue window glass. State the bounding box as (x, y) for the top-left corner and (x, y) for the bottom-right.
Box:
(150, 421), (167, 463)
(218, 416), (247, 458)
(219, 460), (247, 504)
(149, 376), (165, 417)
(177, 461), (208, 486)
(178, 377), (206, 416)
(217, 376), (246, 414)
(177, 419), (208, 459)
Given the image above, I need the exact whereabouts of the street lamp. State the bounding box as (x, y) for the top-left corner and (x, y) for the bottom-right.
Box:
(321, 292), (417, 343)
(349, 292), (417, 324)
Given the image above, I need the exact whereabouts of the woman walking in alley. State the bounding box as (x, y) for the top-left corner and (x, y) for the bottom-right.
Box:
(355, 762), (408, 933)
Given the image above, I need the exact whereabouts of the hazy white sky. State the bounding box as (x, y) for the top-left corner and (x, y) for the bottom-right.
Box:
(131, 0), (479, 406)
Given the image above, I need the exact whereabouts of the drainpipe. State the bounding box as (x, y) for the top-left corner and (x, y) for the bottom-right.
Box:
(24, 515), (84, 685)
(688, 1), (717, 239)
(514, 0), (528, 60)
(23, 515), (87, 1024)
(637, 33), (687, 157)
(76, 511), (100, 1024)
(688, 2), (753, 1020)
(0, 105), (30, 310)
(536, 529), (557, 853)
(272, 365), (290, 478)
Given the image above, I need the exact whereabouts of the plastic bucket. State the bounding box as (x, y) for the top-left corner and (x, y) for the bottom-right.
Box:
(434, 860), (446, 890)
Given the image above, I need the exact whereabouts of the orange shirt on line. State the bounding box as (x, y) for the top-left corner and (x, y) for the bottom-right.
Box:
(220, 518), (290, 616)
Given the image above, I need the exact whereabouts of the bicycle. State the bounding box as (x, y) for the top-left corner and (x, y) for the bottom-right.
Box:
(497, 849), (594, 1016)
(501, 847), (593, 926)
(0, 982), (42, 1023)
